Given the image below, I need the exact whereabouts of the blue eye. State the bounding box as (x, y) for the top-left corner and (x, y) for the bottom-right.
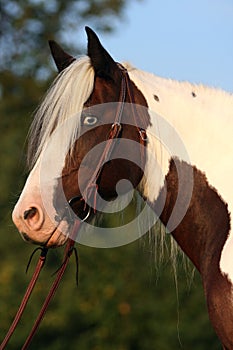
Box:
(83, 116), (98, 126)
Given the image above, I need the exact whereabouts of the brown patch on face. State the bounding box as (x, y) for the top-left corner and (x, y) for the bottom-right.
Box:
(54, 69), (151, 220)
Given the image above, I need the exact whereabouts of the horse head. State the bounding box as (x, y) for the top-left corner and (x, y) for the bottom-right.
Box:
(12, 27), (150, 247)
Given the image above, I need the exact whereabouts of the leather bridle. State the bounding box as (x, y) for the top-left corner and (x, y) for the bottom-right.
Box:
(0, 65), (147, 350)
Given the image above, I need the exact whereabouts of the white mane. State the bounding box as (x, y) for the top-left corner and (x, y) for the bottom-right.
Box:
(28, 56), (95, 169)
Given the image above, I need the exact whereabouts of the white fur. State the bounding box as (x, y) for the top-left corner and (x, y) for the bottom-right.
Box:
(128, 67), (233, 283)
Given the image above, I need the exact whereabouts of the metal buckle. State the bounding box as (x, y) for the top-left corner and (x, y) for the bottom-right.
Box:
(139, 129), (147, 142)
(111, 122), (122, 130)
(110, 122), (122, 139)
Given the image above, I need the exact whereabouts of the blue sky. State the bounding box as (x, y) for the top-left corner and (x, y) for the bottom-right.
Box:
(98, 0), (233, 93)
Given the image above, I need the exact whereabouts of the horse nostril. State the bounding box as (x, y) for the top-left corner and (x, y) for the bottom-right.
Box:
(23, 207), (37, 220)
(22, 205), (44, 231)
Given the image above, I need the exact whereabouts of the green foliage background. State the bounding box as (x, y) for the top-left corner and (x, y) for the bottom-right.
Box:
(0, 1), (220, 349)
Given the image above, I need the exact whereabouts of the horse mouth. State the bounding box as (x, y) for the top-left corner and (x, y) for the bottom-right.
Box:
(20, 224), (69, 248)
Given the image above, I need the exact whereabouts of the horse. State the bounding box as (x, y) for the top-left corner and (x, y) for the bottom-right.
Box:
(12, 27), (233, 349)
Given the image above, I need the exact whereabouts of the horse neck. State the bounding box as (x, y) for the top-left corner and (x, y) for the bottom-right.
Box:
(130, 69), (232, 274)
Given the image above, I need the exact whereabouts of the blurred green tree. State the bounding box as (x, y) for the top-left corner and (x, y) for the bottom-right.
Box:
(0, 0), (128, 78)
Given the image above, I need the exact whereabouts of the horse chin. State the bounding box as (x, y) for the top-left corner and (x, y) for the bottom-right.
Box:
(20, 222), (69, 248)
(44, 228), (68, 248)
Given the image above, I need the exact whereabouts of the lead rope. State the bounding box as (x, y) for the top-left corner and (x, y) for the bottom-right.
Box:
(0, 220), (81, 350)
(0, 248), (48, 350)
(21, 220), (81, 350)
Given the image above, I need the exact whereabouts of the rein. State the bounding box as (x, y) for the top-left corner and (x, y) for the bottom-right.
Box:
(0, 66), (147, 349)
(0, 221), (81, 350)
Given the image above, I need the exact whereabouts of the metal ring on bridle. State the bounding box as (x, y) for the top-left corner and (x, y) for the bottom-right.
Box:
(80, 206), (91, 222)
(68, 196), (91, 222)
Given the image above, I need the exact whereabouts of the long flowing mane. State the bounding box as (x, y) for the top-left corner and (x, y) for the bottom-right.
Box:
(27, 56), (95, 169)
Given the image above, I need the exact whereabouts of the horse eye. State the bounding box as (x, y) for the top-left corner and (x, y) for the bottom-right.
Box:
(83, 116), (98, 126)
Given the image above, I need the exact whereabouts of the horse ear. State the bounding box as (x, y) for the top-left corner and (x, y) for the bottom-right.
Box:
(48, 40), (76, 72)
(85, 26), (119, 79)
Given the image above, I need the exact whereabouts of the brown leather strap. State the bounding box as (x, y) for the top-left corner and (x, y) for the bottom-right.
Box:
(82, 67), (147, 209)
(21, 220), (81, 349)
(0, 249), (48, 350)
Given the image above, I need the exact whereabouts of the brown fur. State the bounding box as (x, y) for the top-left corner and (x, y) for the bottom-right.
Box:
(155, 159), (232, 348)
